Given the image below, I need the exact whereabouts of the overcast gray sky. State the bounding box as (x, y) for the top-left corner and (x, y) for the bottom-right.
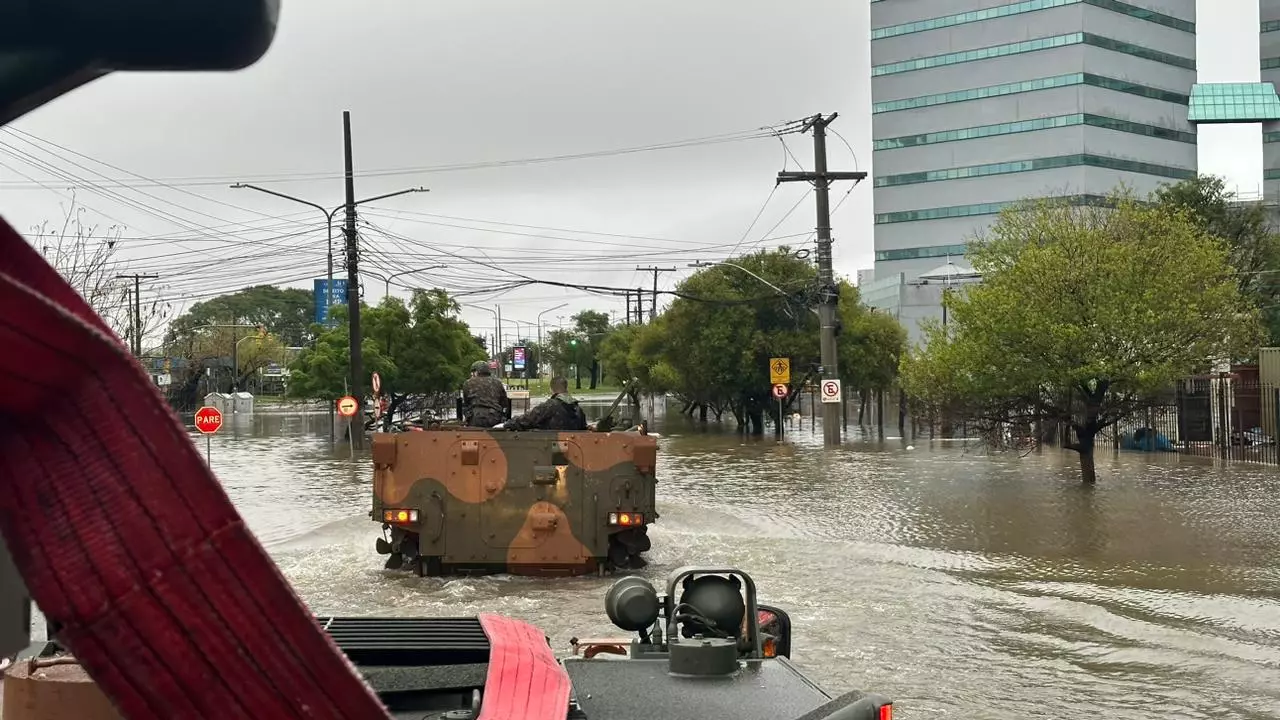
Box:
(0, 0), (1263, 342)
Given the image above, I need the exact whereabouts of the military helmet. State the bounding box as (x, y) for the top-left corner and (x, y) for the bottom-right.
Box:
(471, 360), (490, 373)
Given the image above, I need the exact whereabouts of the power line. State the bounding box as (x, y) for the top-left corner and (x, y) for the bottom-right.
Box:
(0, 120), (809, 190)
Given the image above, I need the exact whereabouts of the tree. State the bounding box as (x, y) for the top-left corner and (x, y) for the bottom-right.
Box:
(33, 201), (171, 347)
(166, 284), (315, 349)
(571, 310), (611, 389)
(900, 191), (1262, 484)
(1151, 175), (1280, 347)
(288, 290), (484, 426)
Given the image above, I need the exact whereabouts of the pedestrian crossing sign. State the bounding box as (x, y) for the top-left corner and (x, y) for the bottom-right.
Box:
(769, 357), (790, 384)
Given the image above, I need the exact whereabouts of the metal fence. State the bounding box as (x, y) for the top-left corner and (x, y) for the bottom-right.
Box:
(1090, 377), (1280, 466)
(900, 378), (1280, 467)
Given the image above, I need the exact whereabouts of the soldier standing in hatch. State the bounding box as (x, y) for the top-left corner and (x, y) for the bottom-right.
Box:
(463, 360), (508, 427)
(504, 376), (588, 431)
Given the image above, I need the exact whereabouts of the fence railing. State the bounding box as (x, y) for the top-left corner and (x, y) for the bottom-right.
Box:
(897, 378), (1280, 466)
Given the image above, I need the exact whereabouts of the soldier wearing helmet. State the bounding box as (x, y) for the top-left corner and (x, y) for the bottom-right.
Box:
(504, 376), (588, 432)
(462, 360), (508, 427)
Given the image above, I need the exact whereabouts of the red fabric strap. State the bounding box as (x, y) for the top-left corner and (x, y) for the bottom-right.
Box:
(476, 613), (572, 720)
(0, 217), (390, 719)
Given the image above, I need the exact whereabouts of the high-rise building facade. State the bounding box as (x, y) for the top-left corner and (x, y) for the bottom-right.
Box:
(1263, 0), (1280, 197)
(866, 0), (1198, 340)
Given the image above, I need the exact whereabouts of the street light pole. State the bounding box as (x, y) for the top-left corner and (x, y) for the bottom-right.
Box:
(229, 184), (429, 324)
(536, 303), (568, 380)
(688, 261), (796, 301)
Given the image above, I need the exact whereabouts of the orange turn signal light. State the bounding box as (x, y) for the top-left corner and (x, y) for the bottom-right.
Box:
(607, 512), (644, 526)
(382, 508), (420, 524)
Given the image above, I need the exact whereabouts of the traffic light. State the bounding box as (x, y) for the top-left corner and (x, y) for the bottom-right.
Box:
(570, 339), (578, 347)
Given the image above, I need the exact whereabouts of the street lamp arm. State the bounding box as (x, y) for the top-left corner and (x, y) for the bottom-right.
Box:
(332, 187), (430, 216)
(229, 184), (328, 217)
(689, 261), (791, 297)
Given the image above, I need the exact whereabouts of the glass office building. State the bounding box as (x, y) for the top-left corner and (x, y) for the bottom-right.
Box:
(868, 0), (1198, 282)
(1263, 0), (1280, 197)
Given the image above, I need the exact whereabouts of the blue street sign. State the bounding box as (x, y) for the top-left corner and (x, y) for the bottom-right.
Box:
(313, 278), (350, 326)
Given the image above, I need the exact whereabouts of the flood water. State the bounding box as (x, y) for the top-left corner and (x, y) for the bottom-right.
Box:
(138, 400), (1280, 717)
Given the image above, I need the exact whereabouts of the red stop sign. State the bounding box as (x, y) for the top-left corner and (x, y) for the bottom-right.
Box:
(194, 406), (223, 434)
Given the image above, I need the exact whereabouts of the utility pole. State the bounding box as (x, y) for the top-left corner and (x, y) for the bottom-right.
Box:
(636, 266), (675, 323)
(776, 113), (867, 447)
(341, 110), (365, 450)
(116, 273), (158, 356)
(625, 291), (632, 326)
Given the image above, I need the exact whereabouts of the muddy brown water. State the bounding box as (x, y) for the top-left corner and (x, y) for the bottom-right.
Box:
(16, 400), (1280, 718)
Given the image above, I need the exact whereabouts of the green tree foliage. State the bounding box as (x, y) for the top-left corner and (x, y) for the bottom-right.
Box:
(900, 192), (1262, 484)
(288, 290), (484, 420)
(540, 311), (610, 388)
(598, 248), (904, 434)
(166, 284), (316, 348)
(1151, 175), (1280, 347)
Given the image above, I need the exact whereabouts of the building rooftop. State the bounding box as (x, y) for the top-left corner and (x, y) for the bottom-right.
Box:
(1188, 82), (1280, 124)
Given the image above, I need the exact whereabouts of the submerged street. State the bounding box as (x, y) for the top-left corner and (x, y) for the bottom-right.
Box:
(182, 399), (1280, 719)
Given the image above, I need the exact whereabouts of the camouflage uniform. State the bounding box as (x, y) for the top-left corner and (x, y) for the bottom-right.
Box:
(505, 393), (588, 432)
(463, 374), (508, 427)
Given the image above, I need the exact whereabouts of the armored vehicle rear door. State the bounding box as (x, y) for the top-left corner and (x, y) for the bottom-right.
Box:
(480, 436), (590, 567)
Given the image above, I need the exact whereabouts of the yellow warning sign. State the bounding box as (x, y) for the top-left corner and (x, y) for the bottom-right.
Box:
(769, 357), (791, 384)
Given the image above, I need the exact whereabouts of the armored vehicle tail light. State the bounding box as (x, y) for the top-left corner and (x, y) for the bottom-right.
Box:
(383, 508), (420, 524)
(607, 512), (643, 527)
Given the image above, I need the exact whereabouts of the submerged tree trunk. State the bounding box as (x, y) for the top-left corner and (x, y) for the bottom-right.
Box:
(748, 409), (765, 437)
(1077, 433), (1097, 484)
(1070, 422), (1099, 485)
(698, 404), (708, 422)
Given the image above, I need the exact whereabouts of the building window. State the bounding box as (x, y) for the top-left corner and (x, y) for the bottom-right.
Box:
(1263, 57), (1280, 70)
(875, 154), (1195, 187)
(1188, 83), (1280, 123)
(875, 244), (971, 262)
(1266, 131), (1280, 144)
(874, 194), (1111, 224)
(871, 32), (1195, 77)
(873, 114), (1195, 151)
(1265, 169), (1280, 180)
(871, 0), (1192, 40)
(1264, 19), (1280, 33)
(872, 73), (1188, 114)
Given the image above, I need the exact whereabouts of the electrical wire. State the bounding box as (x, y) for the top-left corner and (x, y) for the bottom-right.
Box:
(0, 120), (809, 190)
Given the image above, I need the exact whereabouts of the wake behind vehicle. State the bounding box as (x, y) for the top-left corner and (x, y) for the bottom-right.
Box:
(372, 393), (658, 576)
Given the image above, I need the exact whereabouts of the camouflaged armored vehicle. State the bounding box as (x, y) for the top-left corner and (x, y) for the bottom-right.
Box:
(371, 419), (657, 577)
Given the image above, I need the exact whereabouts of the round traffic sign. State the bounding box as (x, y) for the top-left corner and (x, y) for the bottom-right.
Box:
(772, 383), (788, 399)
(337, 395), (360, 417)
(371, 371), (382, 395)
(194, 406), (223, 434)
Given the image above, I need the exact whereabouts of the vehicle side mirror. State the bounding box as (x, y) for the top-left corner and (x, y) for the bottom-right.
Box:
(757, 605), (792, 659)
(2, 0), (281, 71)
